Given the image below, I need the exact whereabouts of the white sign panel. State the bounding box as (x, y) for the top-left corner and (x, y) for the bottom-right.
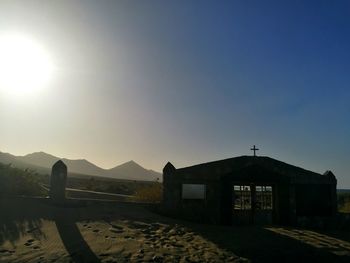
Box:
(182, 184), (206, 199)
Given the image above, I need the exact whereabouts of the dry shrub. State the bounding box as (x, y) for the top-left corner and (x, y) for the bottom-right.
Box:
(134, 183), (163, 203)
(338, 193), (350, 213)
(0, 163), (47, 197)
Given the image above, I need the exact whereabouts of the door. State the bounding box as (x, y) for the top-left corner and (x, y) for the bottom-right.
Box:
(232, 183), (273, 224)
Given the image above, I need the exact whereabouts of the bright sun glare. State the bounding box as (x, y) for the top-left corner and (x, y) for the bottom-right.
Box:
(0, 33), (53, 96)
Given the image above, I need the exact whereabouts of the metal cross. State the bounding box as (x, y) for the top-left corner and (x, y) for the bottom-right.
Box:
(250, 145), (259, 156)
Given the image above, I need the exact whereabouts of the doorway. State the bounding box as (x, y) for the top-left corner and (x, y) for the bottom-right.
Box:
(232, 183), (273, 224)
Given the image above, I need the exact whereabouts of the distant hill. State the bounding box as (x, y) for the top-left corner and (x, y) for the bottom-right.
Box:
(106, 160), (161, 181)
(17, 151), (59, 168)
(0, 152), (50, 174)
(0, 151), (161, 181)
(17, 152), (106, 176)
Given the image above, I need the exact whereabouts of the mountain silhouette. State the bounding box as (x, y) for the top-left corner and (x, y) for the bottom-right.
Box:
(106, 160), (161, 181)
(18, 152), (105, 176)
(0, 151), (50, 174)
(0, 151), (161, 181)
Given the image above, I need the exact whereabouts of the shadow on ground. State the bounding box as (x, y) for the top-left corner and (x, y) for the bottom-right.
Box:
(186, 223), (350, 262)
(1, 196), (350, 263)
(55, 215), (100, 263)
(0, 197), (46, 246)
(0, 197), (118, 262)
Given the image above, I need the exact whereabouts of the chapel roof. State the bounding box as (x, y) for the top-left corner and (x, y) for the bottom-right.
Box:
(171, 156), (335, 181)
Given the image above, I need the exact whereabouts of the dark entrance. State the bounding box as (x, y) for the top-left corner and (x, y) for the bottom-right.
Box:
(233, 183), (273, 224)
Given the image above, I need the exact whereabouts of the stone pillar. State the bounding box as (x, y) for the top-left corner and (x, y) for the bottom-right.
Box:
(162, 162), (176, 210)
(50, 160), (67, 203)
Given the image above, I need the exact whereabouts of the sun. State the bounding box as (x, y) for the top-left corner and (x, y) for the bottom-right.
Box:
(0, 33), (53, 96)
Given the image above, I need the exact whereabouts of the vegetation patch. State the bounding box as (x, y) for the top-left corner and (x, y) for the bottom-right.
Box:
(133, 182), (163, 203)
(338, 192), (350, 213)
(66, 175), (159, 196)
(0, 163), (47, 197)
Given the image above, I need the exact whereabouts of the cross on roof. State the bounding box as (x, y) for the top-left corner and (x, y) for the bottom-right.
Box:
(250, 145), (259, 156)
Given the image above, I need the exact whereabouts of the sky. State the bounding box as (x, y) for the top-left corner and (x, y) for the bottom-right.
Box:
(0, 1), (350, 187)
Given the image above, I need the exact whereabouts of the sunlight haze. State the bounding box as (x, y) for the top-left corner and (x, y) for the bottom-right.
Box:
(0, 33), (54, 96)
(0, 1), (349, 187)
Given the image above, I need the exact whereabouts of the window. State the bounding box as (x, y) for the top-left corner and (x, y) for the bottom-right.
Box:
(233, 185), (273, 210)
(256, 186), (273, 210)
(233, 185), (252, 210)
(182, 184), (206, 199)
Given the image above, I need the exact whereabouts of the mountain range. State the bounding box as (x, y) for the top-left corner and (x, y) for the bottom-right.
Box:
(0, 151), (161, 181)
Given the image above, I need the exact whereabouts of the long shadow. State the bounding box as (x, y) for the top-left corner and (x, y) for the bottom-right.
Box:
(0, 217), (44, 246)
(55, 217), (100, 263)
(186, 223), (350, 263)
(0, 197), (46, 246)
(0, 197), (108, 262)
(4, 197), (350, 263)
(101, 205), (350, 262)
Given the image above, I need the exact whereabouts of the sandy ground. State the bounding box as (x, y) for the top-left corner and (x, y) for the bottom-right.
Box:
(1, 197), (350, 263)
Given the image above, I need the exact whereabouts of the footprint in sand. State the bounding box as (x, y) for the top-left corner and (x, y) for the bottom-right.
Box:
(99, 253), (110, 257)
(141, 229), (152, 235)
(148, 237), (157, 242)
(110, 224), (123, 230)
(92, 229), (100, 233)
(128, 222), (149, 230)
(24, 239), (36, 247)
(26, 228), (39, 234)
(110, 228), (123, 234)
(26, 239), (42, 251)
(109, 229), (124, 234)
(0, 249), (15, 255)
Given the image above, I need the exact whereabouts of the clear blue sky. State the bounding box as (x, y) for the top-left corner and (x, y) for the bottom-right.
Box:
(0, 1), (350, 187)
